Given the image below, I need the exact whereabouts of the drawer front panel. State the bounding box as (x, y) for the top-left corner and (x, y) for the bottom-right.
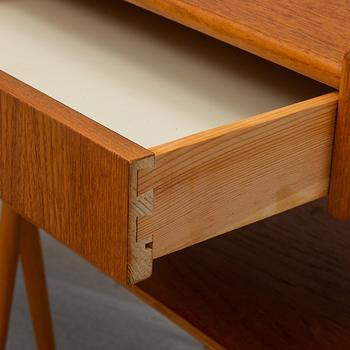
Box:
(0, 71), (154, 284)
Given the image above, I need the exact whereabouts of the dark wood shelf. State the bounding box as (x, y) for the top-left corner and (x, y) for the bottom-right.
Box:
(134, 199), (350, 349)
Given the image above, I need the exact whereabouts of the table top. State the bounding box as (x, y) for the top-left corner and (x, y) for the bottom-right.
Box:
(127, 0), (350, 88)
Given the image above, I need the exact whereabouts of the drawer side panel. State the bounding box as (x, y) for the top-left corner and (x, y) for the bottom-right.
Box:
(139, 93), (338, 258)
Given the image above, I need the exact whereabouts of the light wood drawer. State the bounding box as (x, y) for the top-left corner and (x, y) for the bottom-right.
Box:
(0, 0), (337, 284)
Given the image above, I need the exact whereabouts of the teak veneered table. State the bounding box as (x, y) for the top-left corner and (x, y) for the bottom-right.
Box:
(1, 0), (350, 349)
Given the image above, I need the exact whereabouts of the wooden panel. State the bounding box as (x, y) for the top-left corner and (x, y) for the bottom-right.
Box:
(126, 0), (350, 88)
(0, 71), (154, 284)
(138, 93), (338, 258)
(328, 53), (350, 219)
(134, 198), (350, 350)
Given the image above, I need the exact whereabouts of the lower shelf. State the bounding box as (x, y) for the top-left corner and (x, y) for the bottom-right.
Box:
(132, 198), (350, 350)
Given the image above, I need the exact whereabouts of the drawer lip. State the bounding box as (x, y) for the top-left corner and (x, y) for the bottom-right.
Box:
(150, 93), (338, 154)
(0, 70), (338, 284)
(139, 93), (338, 258)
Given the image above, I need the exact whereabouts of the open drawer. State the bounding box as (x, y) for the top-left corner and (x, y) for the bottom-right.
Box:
(0, 0), (337, 284)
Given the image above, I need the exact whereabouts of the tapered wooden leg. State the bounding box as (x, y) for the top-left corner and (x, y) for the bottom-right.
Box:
(0, 204), (21, 350)
(19, 217), (55, 350)
(0, 203), (55, 350)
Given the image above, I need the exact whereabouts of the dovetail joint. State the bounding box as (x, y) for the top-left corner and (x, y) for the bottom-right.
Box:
(128, 156), (155, 285)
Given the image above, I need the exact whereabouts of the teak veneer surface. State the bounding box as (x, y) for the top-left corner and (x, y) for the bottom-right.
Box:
(0, 71), (153, 284)
(126, 0), (350, 88)
(135, 198), (350, 350)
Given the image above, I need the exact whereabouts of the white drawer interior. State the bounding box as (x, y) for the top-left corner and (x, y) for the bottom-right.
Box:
(0, 0), (331, 148)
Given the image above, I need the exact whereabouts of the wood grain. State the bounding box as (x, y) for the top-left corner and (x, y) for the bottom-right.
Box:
(134, 198), (350, 350)
(328, 53), (350, 218)
(19, 219), (55, 350)
(0, 71), (154, 284)
(0, 204), (20, 350)
(125, 0), (350, 88)
(138, 93), (338, 258)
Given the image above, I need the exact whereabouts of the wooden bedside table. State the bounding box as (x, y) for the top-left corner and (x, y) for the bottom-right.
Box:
(0, 0), (349, 349)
